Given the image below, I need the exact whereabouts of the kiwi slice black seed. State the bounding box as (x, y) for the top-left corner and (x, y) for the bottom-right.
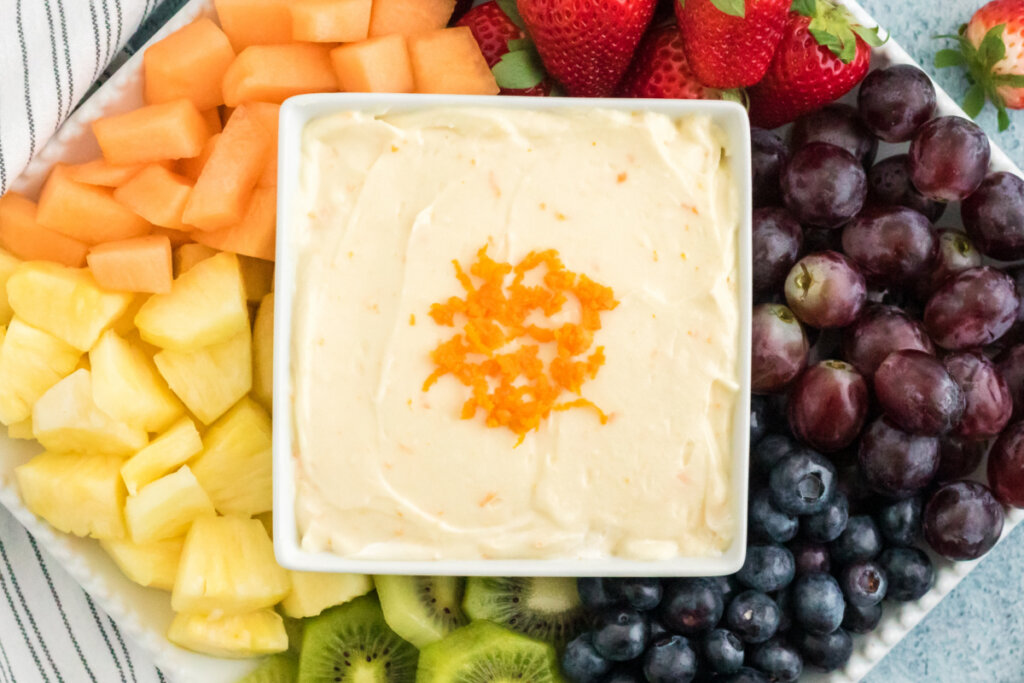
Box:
(462, 577), (585, 648)
(239, 653), (298, 683)
(375, 576), (469, 648)
(297, 592), (418, 683)
(416, 620), (562, 683)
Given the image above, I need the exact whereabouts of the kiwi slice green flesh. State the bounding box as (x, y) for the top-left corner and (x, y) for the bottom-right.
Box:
(417, 620), (561, 683)
(375, 576), (469, 648)
(298, 592), (418, 683)
(462, 577), (585, 648)
(239, 653), (298, 683)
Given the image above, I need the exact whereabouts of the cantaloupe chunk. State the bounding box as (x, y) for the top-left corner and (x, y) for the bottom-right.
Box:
(113, 165), (193, 229)
(291, 0), (372, 42)
(65, 159), (151, 187)
(409, 27), (499, 95)
(0, 192), (88, 267)
(248, 103), (280, 187)
(87, 235), (173, 294)
(144, 18), (236, 111)
(201, 109), (223, 136)
(36, 166), (152, 245)
(182, 107), (270, 231)
(330, 35), (414, 93)
(150, 227), (193, 247)
(92, 99), (211, 166)
(369, 0), (456, 37)
(190, 186), (276, 261)
(174, 243), (218, 276)
(222, 44), (338, 107)
(178, 133), (220, 182)
(213, 0), (293, 51)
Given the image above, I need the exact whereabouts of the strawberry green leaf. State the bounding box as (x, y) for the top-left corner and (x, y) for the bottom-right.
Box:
(998, 107), (1011, 132)
(994, 73), (1024, 87)
(495, 0), (527, 30)
(935, 48), (967, 69)
(720, 89), (749, 109)
(851, 24), (886, 48)
(809, 25), (843, 58)
(792, 0), (817, 17)
(492, 47), (545, 90)
(963, 83), (986, 118)
(507, 38), (531, 51)
(710, 0), (745, 18)
(978, 24), (1007, 67)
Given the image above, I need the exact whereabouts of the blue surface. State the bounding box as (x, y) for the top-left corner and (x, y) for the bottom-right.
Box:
(856, 5), (1024, 682)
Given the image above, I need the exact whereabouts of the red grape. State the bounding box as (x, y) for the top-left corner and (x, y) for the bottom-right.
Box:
(784, 252), (867, 329)
(943, 351), (1012, 439)
(867, 155), (946, 223)
(874, 350), (965, 436)
(858, 417), (940, 499)
(915, 229), (982, 299)
(857, 65), (936, 143)
(936, 437), (987, 482)
(923, 267), (1020, 350)
(752, 127), (789, 208)
(842, 305), (934, 377)
(961, 172), (1024, 261)
(781, 143), (867, 229)
(789, 104), (878, 167)
(753, 208), (804, 298)
(788, 360), (868, 452)
(997, 344), (1024, 418)
(841, 206), (938, 287)
(752, 304), (809, 394)
(988, 420), (1024, 507)
(923, 481), (1004, 560)
(908, 116), (991, 202)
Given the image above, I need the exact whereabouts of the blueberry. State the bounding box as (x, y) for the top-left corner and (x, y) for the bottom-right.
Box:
(788, 539), (831, 575)
(702, 628), (745, 674)
(725, 590), (780, 644)
(718, 666), (771, 682)
(649, 619), (669, 642)
(610, 578), (663, 612)
(879, 547), (935, 601)
(752, 434), (800, 482)
(772, 586), (793, 633)
(791, 573), (846, 635)
(577, 578), (621, 610)
(842, 601), (883, 634)
(659, 578), (724, 636)
(794, 628), (854, 672)
(712, 575), (742, 606)
(737, 544), (796, 593)
(642, 635), (698, 683)
(801, 491), (849, 542)
(751, 395), (771, 446)
(839, 560), (888, 607)
(602, 666), (644, 683)
(749, 636), (803, 682)
(769, 450), (837, 515)
(875, 496), (923, 547)
(592, 608), (649, 662)
(561, 633), (611, 683)
(749, 489), (799, 543)
(829, 515), (883, 565)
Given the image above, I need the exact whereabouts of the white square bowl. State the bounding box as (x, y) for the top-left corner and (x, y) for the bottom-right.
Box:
(272, 94), (754, 577)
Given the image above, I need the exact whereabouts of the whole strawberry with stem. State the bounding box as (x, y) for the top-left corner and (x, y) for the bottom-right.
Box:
(618, 22), (724, 98)
(518, 0), (658, 96)
(935, 0), (1024, 131)
(457, 0), (552, 96)
(747, 0), (884, 129)
(675, 0), (790, 88)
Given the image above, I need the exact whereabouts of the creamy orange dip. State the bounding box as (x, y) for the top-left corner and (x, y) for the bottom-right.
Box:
(290, 107), (741, 561)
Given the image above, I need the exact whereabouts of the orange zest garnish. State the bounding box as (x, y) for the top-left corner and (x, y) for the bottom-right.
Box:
(424, 245), (618, 444)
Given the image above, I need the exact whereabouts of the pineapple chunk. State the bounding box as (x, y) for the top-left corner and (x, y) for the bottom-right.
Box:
(121, 416), (203, 495)
(172, 515), (291, 615)
(280, 572), (373, 619)
(190, 397), (271, 515)
(239, 256), (273, 303)
(135, 251), (249, 351)
(252, 292), (273, 411)
(90, 329), (184, 432)
(101, 536), (184, 591)
(167, 609), (288, 659)
(255, 511), (274, 539)
(6, 261), (133, 351)
(7, 418), (33, 440)
(16, 452), (126, 539)
(33, 369), (148, 456)
(0, 248), (21, 325)
(173, 243), (217, 276)
(125, 465), (216, 544)
(0, 318), (82, 425)
(111, 294), (148, 338)
(154, 331), (252, 424)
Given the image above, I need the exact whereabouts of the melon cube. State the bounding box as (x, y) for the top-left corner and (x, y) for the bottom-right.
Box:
(291, 0), (372, 42)
(330, 35), (415, 93)
(101, 536), (184, 591)
(36, 166), (152, 244)
(154, 331), (252, 424)
(182, 106), (270, 230)
(113, 165), (193, 229)
(0, 192), (88, 267)
(177, 132), (220, 183)
(135, 251), (248, 350)
(201, 108), (223, 136)
(190, 185), (276, 261)
(0, 318), (82, 425)
(409, 27), (499, 95)
(248, 102), (280, 187)
(369, 0), (456, 37)
(144, 18), (236, 111)
(121, 416), (203, 495)
(252, 292), (273, 410)
(92, 99), (211, 166)
(174, 243), (218, 276)
(150, 227), (193, 248)
(167, 609), (288, 659)
(222, 44), (338, 107)
(90, 329), (184, 432)
(280, 572), (373, 618)
(125, 465), (216, 544)
(16, 452), (126, 540)
(213, 0), (293, 51)
(65, 159), (150, 187)
(87, 235), (174, 295)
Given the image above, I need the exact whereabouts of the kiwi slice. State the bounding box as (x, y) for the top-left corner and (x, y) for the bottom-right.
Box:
(462, 577), (585, 648)
(297, 592), (418, 683)
(375, 576), (469, 648)
(417, 620), (561, 683)
(239, 653), (298, 683)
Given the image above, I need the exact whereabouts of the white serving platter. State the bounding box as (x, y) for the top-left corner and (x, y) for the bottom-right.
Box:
(0, 0), (1020, 681)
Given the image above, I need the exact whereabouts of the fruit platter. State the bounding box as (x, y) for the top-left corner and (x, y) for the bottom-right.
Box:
(2, 0), (1024, 681)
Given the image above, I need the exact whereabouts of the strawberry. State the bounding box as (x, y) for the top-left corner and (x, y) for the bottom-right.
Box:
(457, 0), (552, 96)
(747, 0), (884, 130)
(675, 0), (790, 89)
(617, 23), (722, 98)
(936, 0), (1024, 131)
(518, 0), (658, 97)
